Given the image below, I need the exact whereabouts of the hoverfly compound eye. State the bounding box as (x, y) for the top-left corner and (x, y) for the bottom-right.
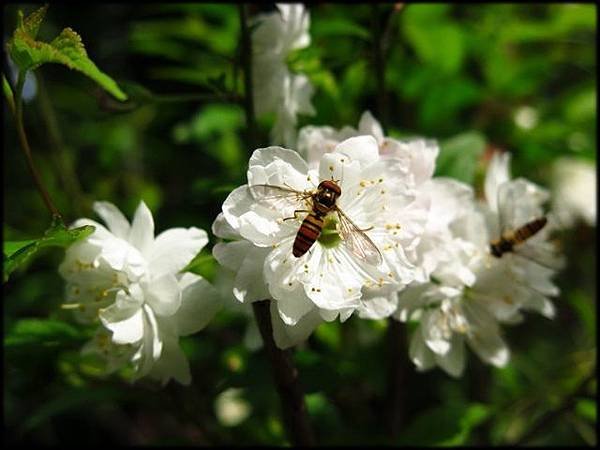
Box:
(319, 180), (342, 196)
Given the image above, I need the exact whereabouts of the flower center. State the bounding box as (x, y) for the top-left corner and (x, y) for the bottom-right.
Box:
(318, 216), (341, 248)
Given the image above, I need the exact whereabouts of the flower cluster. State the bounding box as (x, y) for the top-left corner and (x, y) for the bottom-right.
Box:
(214, 111), (564, 377)
(56, 6), (570, 383)
(59, 201), (220, 385)
(252, 3), (315, 147)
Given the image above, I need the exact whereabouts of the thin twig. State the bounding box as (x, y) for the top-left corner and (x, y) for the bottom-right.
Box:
(238, 4), (314, 445)
(381, 3), (405, 57)
(12, 71), (62, 220)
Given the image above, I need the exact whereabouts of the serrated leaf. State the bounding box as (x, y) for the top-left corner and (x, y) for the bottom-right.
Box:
(436, 132), (487, 184)
(3, 217), (95, 282)
(19, 4), (48, 39)
(4, 318), (83, 348)
(7, 5), (127, 101)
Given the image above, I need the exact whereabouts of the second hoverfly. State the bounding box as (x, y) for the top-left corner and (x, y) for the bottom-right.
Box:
(249, 180), (383, 266)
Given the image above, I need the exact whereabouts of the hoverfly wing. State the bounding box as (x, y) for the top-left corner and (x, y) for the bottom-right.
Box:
(335, 207), (383, 266)
(513, 241), (565, 271)
(248, 184), (312, 212)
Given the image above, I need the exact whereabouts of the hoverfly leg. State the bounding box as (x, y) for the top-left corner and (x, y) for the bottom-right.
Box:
(282, 209), (310, 222)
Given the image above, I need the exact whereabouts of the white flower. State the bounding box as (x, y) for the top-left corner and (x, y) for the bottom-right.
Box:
(59, 201), (221, 385)
(298, 111), (438, 186)
(298, 112), (468, 319)
(213, 138), (429, 347)
(252, 4), (315, 147)
(397, 151), (563, 376)
(551, 157), (596, 227)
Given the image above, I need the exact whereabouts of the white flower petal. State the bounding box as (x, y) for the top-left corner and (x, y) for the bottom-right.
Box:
(212, 212), (241, 240)
(271, 302), (323, 349)
(143, 273), (182, 317)
(248, 146), (308, 182)
(358, 291), (398, 319)
(147, 227), (208, 277)
(213, 240), (252, 272)
(100, 303), (144, 345)
(232, 246), (271, 303)
(484, 151), (511, 213)
(93, 201), (131, 239)
(128, 200), (155, 255)
(357, 111), (384, 144)
(422, 309), (451, 355)
(148, 332), (191, 386)
(409, 325), (436, 372)
(173, 273), (222, 336)
(435, 334), (466, 377)
(333, 135), (379, 167)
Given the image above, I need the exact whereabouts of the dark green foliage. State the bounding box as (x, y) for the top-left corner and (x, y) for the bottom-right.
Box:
(3, 3), (595, 446)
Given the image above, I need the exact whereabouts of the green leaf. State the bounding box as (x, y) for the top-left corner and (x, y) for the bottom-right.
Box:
(4, 318), (83, 348)
(436, 132), (487, 184)
(575, 399), (597, 423)
(183, 249), (218, 283)
(397, 403), (490, 446)
(2, 73), (15, 113)
(3, 216), (95, 282)
(7, 5), (127, 101)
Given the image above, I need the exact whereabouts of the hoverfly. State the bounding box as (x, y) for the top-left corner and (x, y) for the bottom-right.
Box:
(490, 217), (548, 258)
(249, 180), (383, 266)
(489, 181), (563, 271)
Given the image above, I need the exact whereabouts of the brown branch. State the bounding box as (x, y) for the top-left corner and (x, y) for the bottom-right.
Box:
(371, 4), (389, 132)
(371, 4), (409, 438)
(252, 301), (315, 446)
(238, 4), (315, 446)
(385, 318), (408, 439)
(239, 3), (258, 151)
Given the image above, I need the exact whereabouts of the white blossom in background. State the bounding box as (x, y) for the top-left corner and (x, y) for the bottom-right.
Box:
(213, 137), (430, 348)
(397, 151), (563, 376)
(59, 201), (221, 385)
(252, 3), (315, 147)
(551, 157), (596, 228)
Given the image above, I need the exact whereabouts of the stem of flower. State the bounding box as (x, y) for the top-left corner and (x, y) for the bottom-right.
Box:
(252, 300), (316, 446)
(371, 4), (409, 438)
(238, 4), (258, 151)
(385, 318), (408, 438)
(371, 5), (389, 132)
(11, 70), (62, 220)
(238, 4), (314, 445)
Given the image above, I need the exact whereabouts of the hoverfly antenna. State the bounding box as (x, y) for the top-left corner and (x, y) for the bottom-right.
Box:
(332, 154), (345, 185)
